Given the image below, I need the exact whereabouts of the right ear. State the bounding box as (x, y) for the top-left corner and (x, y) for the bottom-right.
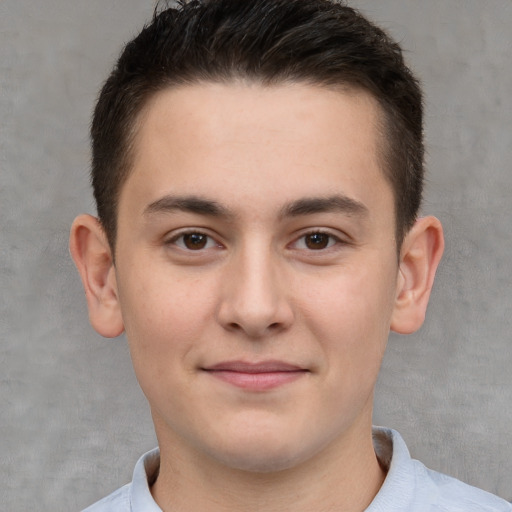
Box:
(69, 214), (124, 338)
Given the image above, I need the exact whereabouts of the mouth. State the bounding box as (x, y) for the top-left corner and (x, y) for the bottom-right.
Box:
(201, 360), (309, 391)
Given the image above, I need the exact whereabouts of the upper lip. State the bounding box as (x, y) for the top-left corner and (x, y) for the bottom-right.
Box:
(202, 360), (307, 373)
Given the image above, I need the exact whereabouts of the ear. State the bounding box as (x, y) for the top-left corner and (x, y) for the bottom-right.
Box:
(69, 214), (124, 338)
(391, 216), (444, 334)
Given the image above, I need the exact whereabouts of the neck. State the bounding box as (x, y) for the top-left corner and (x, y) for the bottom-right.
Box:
(151, 419), (385, 512)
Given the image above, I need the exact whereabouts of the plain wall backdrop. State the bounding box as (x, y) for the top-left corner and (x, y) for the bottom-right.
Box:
(1, 1), (511, 510)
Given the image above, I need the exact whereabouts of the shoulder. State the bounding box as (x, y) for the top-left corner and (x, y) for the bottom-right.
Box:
(418, 462), (512, 511)
(81, 448), (161, 512)
(370, 427), (512, 511)
(81, 483), (132, 512)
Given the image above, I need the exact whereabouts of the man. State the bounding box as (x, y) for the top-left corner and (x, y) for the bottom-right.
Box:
(70, 0), (511, 510)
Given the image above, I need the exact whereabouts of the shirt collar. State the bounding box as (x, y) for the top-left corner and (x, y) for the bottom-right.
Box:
(130, 448), (162, 511)
(366, 427), (416, 511)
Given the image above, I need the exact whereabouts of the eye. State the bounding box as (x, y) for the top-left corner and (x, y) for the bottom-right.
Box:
(171, 231), (219, 251)
(294, 231), (338, 250)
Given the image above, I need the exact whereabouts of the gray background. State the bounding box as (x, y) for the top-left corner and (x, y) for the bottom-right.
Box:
(1, 1), (511, 510)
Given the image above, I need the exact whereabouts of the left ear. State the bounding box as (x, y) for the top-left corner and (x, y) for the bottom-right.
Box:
(69, 214), (125, 338)
(391, 216), (444, 334)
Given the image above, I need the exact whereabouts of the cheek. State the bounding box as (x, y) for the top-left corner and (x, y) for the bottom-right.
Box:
(299, 261), (397, 361)
(118, 269), (219, 411)
(118, 267), (218, 362)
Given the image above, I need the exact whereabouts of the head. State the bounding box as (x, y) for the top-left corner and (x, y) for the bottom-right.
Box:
(91, 0), (424, 252)
(71, 0), (444, 487)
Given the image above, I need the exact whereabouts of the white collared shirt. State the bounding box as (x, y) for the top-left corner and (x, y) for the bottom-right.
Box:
(83, 427), (512, 511)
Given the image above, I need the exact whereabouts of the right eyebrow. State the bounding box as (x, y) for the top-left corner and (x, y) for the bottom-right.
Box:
(143, 195), (234, 219)
(280, 195), (369, 219)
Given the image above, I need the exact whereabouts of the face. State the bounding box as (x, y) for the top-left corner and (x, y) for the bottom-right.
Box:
(113, 82), (401, 472)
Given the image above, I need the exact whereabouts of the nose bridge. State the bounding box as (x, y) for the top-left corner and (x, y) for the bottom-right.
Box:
(217, 236), (293, 337)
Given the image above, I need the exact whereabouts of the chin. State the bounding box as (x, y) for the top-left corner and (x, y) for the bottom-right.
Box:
(203, 429), (322, 474)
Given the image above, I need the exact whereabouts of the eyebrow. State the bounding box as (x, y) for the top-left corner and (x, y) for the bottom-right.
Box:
(144, 195), (232, 218)
(280, 195), (368, 218)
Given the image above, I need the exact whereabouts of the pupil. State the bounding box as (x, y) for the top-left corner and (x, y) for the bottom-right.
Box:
(306, 233), (329, 250)
(184, 233), (207, 250)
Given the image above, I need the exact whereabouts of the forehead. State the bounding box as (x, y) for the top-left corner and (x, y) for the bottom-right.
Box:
(123, 82), (392, 222)
(136, 81), (382, 152)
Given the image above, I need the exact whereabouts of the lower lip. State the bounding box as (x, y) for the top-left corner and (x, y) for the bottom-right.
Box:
(205, 370), (306, 391)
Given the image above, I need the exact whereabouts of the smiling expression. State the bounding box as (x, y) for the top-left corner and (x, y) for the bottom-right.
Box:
(110, 82), (403, 472)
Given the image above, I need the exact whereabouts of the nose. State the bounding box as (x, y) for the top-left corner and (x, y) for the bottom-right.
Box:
(216, 245), (294, 339)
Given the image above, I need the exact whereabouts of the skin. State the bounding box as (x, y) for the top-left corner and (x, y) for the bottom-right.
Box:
(70, 82), (444, 511)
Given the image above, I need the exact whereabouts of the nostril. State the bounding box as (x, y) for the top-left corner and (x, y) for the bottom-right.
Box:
(227, 322), (241, 331)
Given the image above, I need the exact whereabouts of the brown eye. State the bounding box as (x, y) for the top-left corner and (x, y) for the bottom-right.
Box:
(304, 233), (331, 250)
(170, 231), (220, 251)
(182, 233), (209, 250)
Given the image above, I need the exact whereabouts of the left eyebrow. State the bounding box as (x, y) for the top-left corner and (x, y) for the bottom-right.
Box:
(280, 195), (369, 218)
(144, 195), (234, 219)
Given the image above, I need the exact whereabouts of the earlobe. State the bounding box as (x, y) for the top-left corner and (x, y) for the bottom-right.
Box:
(390, 216), (444, 334)
(69, 214), (125, 338)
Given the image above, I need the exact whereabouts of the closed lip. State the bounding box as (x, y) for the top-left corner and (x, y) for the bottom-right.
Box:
(202, 360), (309, 391)
(202, 360), (308, 373)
